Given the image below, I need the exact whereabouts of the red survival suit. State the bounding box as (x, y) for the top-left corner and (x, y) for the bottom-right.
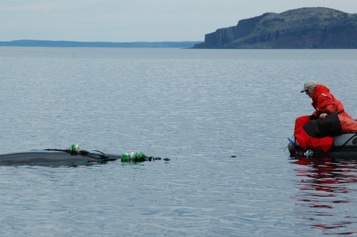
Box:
(294, 84), (357, 152)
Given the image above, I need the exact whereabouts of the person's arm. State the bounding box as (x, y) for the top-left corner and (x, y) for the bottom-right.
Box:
(315, 94), (338, 114)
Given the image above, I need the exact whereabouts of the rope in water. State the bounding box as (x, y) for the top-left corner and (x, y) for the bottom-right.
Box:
(47, 144), (170, 162)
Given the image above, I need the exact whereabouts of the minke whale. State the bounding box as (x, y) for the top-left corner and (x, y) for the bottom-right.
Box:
(0, 144), (170, 167)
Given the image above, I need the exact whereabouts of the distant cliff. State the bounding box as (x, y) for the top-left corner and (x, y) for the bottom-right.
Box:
(194, 7), (357, 49)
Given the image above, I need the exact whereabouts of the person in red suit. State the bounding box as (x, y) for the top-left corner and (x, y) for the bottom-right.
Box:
(294, 81), (357, 152)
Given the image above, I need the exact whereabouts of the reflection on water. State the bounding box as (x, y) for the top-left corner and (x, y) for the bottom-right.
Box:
(292, 156), (357, 235)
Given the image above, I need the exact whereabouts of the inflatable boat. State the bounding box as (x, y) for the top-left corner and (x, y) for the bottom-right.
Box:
(0, 144), (169, 167)
(288, 132), (357, 158)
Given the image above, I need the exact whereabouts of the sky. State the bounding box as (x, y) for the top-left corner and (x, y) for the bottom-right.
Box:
(1, 0), (357, 42)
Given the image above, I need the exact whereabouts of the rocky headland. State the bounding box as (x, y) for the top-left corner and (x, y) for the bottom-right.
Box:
(194, 7), (357, 49)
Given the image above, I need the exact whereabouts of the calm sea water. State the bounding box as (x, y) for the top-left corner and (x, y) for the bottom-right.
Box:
(0, 47), (357, 236)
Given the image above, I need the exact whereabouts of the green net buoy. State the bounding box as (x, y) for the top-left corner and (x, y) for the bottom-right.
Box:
(121, 152), (146, 162)
(121, 153), (130, 162)
(70, 144), (80, 153)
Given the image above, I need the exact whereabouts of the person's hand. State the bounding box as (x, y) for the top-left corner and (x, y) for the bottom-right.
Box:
(319, 113), (328, 119)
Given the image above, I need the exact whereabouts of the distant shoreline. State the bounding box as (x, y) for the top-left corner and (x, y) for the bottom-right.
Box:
(0, 40), (202, 48)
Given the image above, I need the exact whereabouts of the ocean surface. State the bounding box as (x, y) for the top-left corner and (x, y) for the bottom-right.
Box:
(0, 47), (357, 236)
